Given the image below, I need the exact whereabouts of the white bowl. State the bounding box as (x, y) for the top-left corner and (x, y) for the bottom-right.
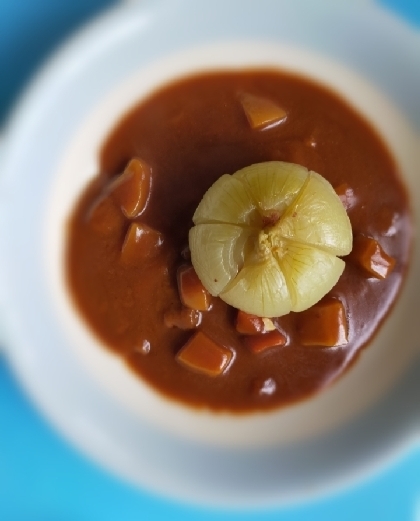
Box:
(0, 0), (419, 507)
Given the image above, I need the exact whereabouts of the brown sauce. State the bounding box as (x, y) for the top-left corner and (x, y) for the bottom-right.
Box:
(66, 70), (411, 412)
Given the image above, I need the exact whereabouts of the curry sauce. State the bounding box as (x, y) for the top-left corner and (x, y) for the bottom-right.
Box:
(66, 70), (411, 412)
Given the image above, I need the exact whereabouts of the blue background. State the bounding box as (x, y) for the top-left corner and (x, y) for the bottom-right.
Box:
(0, 1), (419, 519)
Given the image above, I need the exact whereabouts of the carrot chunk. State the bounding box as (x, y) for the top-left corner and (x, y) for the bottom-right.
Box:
(334, 183), (355, 210)
(87, 195), (125, 235)
(235, 310), (275, 335)
(177, 265), (212, 311)
(239, 92), (287, 130)
(121, 222), (164, 265)
(236, 310), (265, 335)
(349, 235), (396, 279)
(163, 306), (202, 330)
(297, 297), (348, 347)
(244, 330), (287, 354)
(109, 158), (152, 218)
(176, 331), (233, 376)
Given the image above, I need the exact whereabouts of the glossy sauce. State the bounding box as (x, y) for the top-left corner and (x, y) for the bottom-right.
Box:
(66, 71), (411, 412)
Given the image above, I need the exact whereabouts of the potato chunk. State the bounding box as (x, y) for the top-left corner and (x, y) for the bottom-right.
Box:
(244, 330), (287, 354)
(176, 331), (233, 376)
(349, 235), (396, 279)
(121, 222), (164, 265)
(109, 158), (152, 218)
(239, 93), (287, 130)
(177, 265), (212, 311)
(297, 298), (348, 347)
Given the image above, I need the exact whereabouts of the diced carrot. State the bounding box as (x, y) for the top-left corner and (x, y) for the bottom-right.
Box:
(235, 310), (276, 335)
(177, 265), (212, 311)
(244, 330), (287, 354)
(349, 235), (396, 279)
(86, 194), (125, 235)
(163, 306), (202, 330)
(109, 158), (152, 218)
(239, 92), (287, 130)
(236, 310), (265, 335)
(297, 297), (348, 347)
(334, 183), (355, 210)
(176, 331), (233, 376)
(120, 222), (164, 265)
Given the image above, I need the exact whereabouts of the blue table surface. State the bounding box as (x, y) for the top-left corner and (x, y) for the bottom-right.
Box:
(0, 1), (419, 519)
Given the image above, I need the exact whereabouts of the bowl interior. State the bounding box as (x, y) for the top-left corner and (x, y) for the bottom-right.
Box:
(45, 41), (420, 447)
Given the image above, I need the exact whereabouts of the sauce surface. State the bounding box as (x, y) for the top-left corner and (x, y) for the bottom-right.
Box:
(66, 70), (411, 412)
